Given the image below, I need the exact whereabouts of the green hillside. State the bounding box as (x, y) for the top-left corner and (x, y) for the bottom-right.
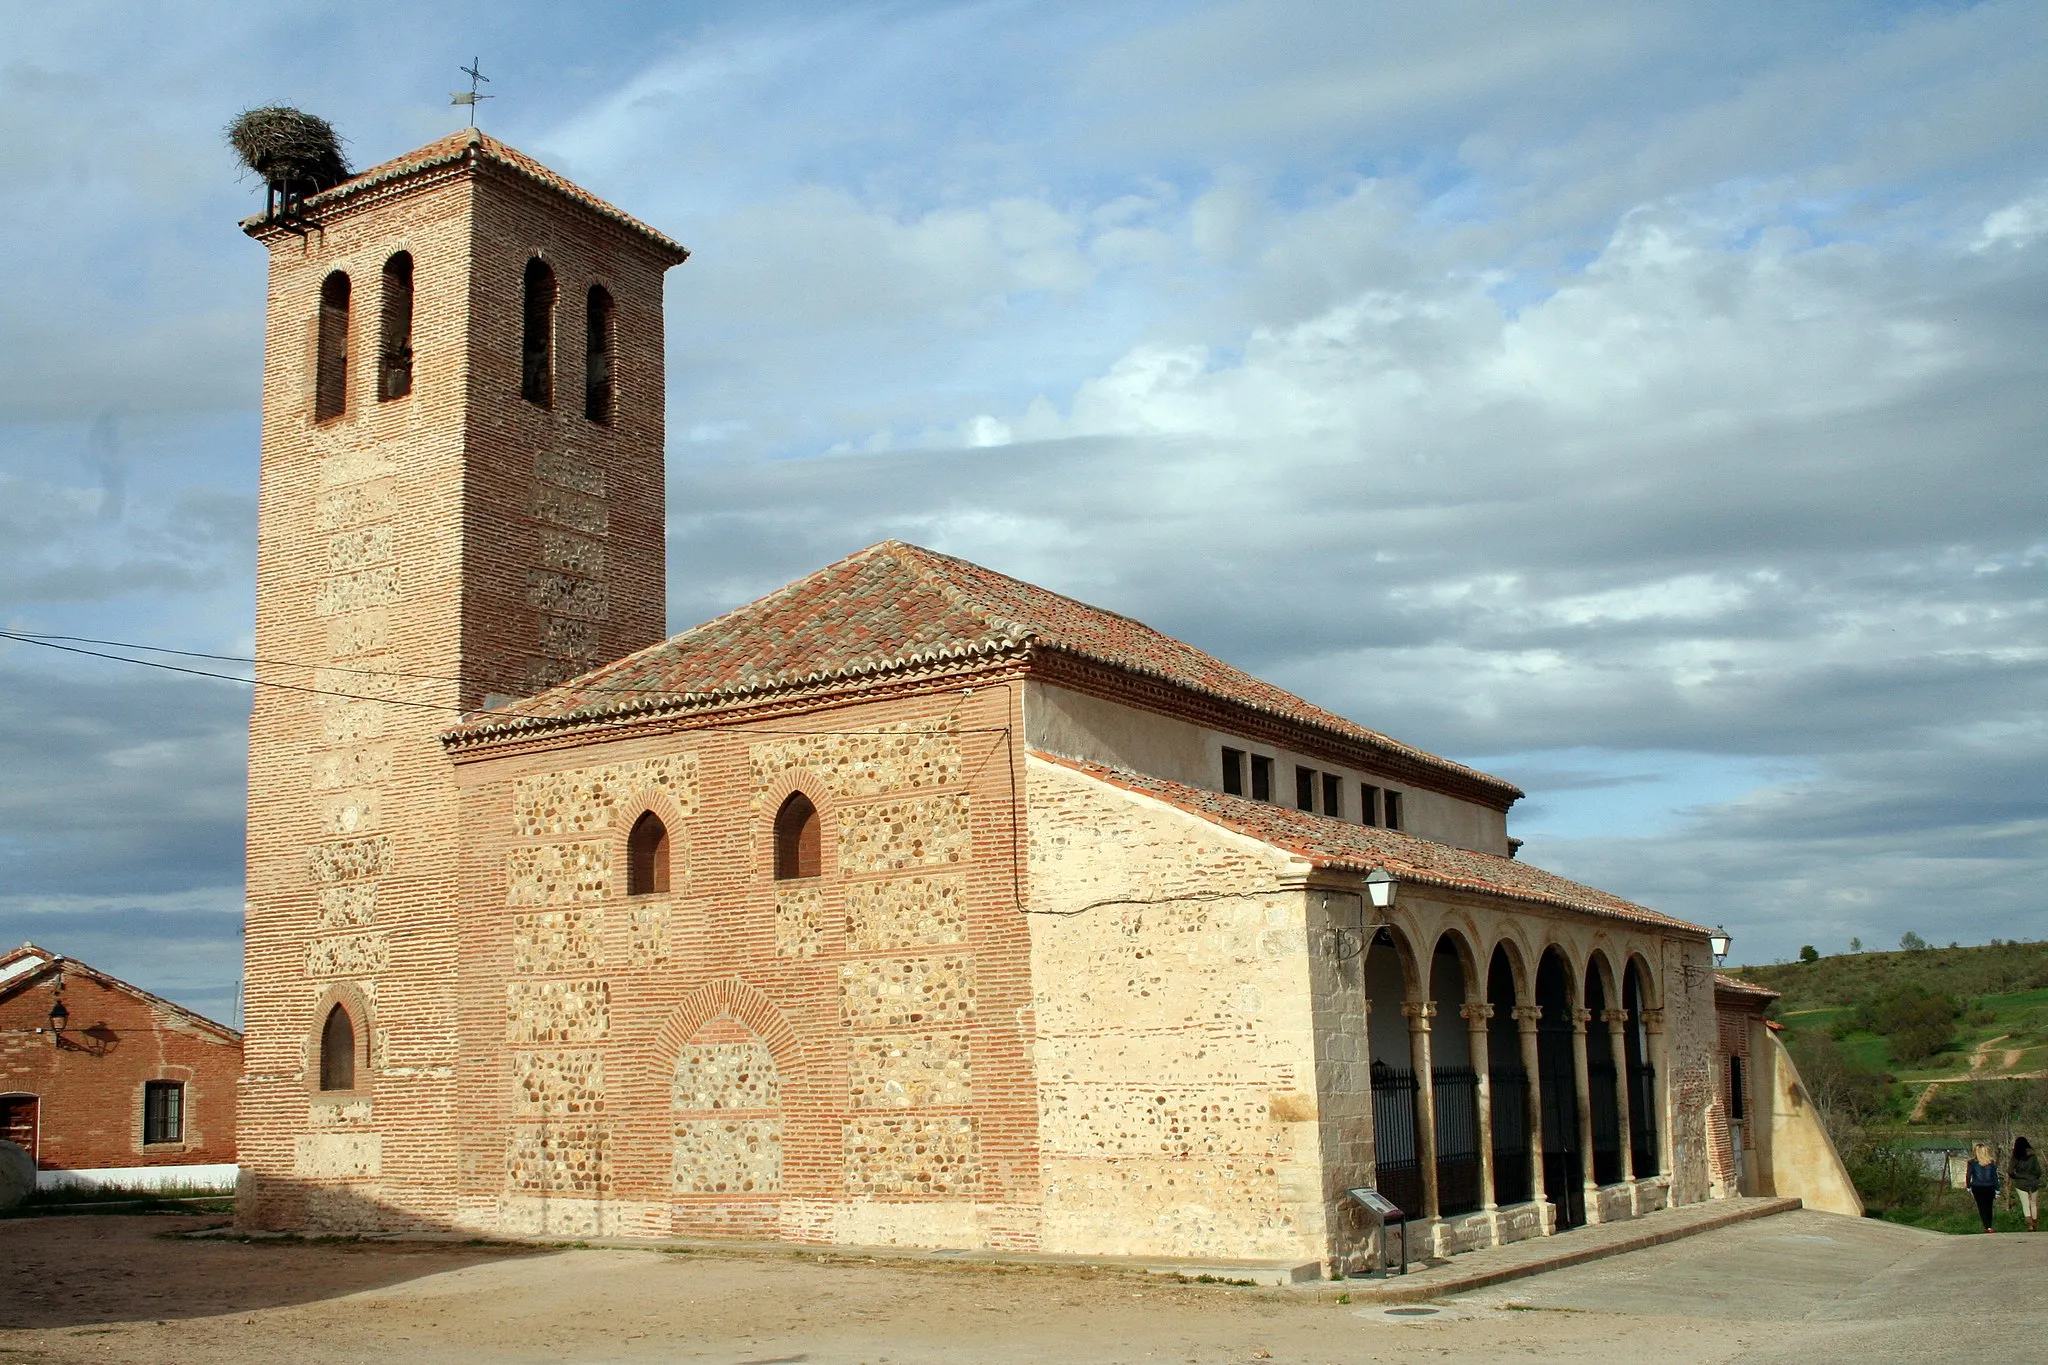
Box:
(1737, 940), (2048, 1013)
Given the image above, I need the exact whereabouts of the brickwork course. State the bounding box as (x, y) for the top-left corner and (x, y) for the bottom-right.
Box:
(0, 945), (242, 1174)
(235, 130), (1791, 1271)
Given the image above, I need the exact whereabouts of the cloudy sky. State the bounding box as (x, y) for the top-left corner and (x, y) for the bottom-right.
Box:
(3, 0), (2045, 1019)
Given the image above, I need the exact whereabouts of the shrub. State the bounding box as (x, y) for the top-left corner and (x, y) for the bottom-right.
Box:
(1853, 985), (1962, 1063)
(1800, 945), (1820, 964)
(1900, 931), (1929, 952)
(1848, 1142), (1927, 1213)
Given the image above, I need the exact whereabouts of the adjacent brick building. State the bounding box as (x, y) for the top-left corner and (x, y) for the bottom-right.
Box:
(0, 945), (241, 1184)
(236, 129), (1849, 1270)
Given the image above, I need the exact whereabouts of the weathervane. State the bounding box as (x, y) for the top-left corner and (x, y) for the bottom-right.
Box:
(451, 58), (493, 126)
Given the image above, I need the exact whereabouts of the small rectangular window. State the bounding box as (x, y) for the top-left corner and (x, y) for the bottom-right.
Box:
(1384, 789), (1403, 830)
(1322, 773), (1342, 818)
(1221, 747), (1245, 796)
(1360, 783), (1380, 827)
(1250, 754), (1273, 803)
(1728, 1055), (1746, 1121)
(1295, 766), (1316, 811)
(143, 1081), (184, 1145)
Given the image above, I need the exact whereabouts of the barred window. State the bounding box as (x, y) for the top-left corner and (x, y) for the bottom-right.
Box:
(142, 1081), (184, 1144)
(378, 252), (414, 400)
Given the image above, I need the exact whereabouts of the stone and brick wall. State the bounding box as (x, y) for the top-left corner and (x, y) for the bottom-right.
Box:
(0, 969), (240, 1173)
(1024, 755), (1332, 1263)
(449, 682), (1039, 1247)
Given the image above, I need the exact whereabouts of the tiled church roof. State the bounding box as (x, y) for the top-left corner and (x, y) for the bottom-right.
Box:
(241, 129), (688, 260)
(448, 542), (1519, 800)
(1031, 751), (1704, 934)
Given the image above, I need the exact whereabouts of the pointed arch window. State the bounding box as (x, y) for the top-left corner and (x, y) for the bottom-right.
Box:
(319, 1004), (356, 1091)
(628, 811), (671, 895)
(585, 284), (615, 425)
(378, 251), (414, 400)
(521, 257), (556, 407)
(315, 271), (350, 420)
(774, 792), (821, 880)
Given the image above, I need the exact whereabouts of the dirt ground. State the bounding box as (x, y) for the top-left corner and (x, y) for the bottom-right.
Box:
(1, 1211), (2041, 1364)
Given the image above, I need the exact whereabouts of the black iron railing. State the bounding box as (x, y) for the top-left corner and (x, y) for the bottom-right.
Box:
(1590, 1057), (1623, 1186)
(1489, 1065), (1532, 1206)
(1432, 1065), (1483, 1216)
(1629, 1062), (1659, 1177)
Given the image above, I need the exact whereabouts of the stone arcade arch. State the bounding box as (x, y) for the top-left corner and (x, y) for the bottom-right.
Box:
(1623, 955), (1662, 1179)
(1364, 926), (1424, 1219)
(1427, 931), (1484, 1217)
(1485, 941), (1536, 1209)
(1534, 947), (1586, 1229)
(1585, 952), (1627, 1188)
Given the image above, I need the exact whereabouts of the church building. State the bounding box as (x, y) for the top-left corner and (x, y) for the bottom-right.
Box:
(235, 129), (1851, 1273)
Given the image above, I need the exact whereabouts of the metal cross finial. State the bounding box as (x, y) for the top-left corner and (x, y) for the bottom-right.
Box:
(451, 58), (494, 127)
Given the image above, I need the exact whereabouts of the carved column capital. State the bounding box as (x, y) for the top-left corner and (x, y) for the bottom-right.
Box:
(1402, 999), (1437, 1030)
(1512, 1004), (1544, 1029)
(1570, 1007), (1592, 1033)
(1460, 1002), (1495, 1024)
(1641, 1007), (1665, 1035)
(1600, 1008), (1631, 1028)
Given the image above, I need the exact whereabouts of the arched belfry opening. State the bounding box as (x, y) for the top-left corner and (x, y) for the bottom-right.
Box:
(628, 811), (671, 895)
(585, 284), (615, 424)
(521, 256), (556, 407)
(774, 792), (821, 880)
(378, 251), (414, 400)
(319, 1004), (356, 1091)
(315, 270), (350, 420)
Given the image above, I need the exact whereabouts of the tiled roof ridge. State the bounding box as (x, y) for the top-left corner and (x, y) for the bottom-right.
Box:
(239, 128), (687, 259)
(0, 943), (243, 1041)
(1031, 749), (1703, 935)
(448, 634), (1026, 746)
(881, 543), (1518, 799)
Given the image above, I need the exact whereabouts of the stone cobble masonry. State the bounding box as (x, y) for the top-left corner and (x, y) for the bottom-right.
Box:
(507, 1123), (611, 1194)
(506, 980), (610, 1044)
(843, 1115), (978, 1196)
(506, 841), (611, 905)
(844, 874), (967, 951)
(837, 794), (971, 874)
(839, 955), (979, 1030)
(511, 910), (603, 975)
(673, 1118), (782, 1194)
(748, 725), (962, 800)
(849, 1033), (973, 1109)
(674, 1037), (782, 1111)
(513, 1050), (606, 1118)
(513, 755), (698, 835)
(774, 883), (824, 959)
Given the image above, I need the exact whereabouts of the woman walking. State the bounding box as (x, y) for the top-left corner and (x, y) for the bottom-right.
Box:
(2011, 1137), (2042, 1232)
(1966, 1141), (2001, 1233)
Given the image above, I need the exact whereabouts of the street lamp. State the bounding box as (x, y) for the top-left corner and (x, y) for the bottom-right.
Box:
(1364, 868), (1397, 911)
(47, 996), (68, 1044)
(1709, 926), (1732, 966)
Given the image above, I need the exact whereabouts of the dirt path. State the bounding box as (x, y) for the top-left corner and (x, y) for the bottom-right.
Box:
(1908, 1035), (2047, 1120)
(2, 1211), (2044, 1365)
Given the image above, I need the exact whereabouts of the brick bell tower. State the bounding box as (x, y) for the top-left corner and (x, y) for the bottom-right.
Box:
(238, 129), (687, 1230)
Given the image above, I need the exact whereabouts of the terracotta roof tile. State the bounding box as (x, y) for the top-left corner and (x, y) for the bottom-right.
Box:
(242, 129), (688, 261)
(1032, 750), (1705, 935)
(449, 541), (1519, 801)
(1714, 973), (1781, 1001)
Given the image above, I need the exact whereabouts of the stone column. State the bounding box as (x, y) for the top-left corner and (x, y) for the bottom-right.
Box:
(1643, 1007), (1670, 1181)
(1603, 1008), (1636, 1187)
(1404, 1000), (1440, 1222)
(1513, 1003), (1545, 1221)
(1463, 1002), (1497, 1214)
(1572, 1007), (1599, 1220)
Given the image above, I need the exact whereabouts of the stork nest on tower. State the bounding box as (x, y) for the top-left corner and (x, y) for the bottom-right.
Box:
(226, 107), (352, 196)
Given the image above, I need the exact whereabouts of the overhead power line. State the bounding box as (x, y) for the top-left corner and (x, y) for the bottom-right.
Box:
(0, 630), (1008, 738)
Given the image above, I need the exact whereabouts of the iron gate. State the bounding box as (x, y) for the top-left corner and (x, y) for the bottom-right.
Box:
(1590, 1057), (1623, 1186)
(1489, 1065), (1531, 1206)
(1629, 1062), (1659, 1176)
(1371, 1062), (1425, 1219)
(1432, 1066), (1483, 1215)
